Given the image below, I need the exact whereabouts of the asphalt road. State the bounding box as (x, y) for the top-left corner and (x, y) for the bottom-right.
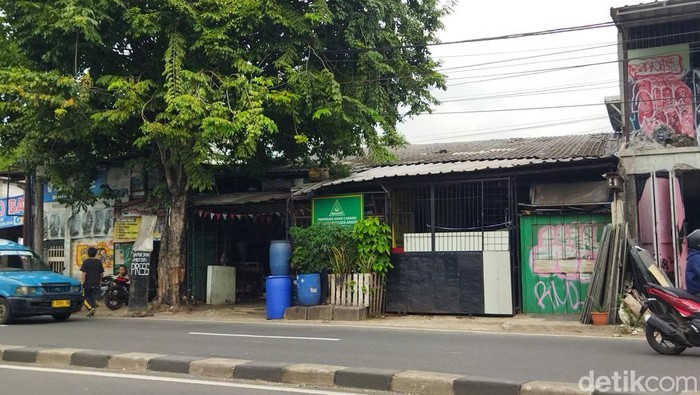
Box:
(0, 364), (380, 395)
(1, 315), (699, 385)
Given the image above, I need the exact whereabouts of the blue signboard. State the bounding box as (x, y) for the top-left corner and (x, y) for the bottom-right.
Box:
(43, 171), (107, 202)
(0, 196), (24, 228)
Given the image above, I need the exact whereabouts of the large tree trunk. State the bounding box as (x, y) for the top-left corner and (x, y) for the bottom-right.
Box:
(153, 143), (191, 308)
(156, 191), (187, 307)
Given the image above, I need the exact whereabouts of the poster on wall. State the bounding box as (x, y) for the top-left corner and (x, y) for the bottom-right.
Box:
(628, 44), (696, 141)
(67, 202), (114, 239)
(114, 216), (164, 242)
(312, 194), (364, 226)
(44, 201), (114, 240)
(44, 203), (69, 240)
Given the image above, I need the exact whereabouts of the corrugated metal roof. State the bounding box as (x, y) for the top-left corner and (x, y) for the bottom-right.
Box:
(342, 133), (619, 169)
(293, 157), (598, 196)
(611, 1), (700, 25)
(191, 192), (289, 206)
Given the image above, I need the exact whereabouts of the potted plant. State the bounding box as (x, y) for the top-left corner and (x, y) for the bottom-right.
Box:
(590, 298), (609, 326)
(290, 223), (349, 306)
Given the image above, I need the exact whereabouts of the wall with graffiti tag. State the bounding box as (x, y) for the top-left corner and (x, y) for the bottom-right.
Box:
(73, 239), (114, 276)
(628, 44), (697, 143)
(520, 215), (610, 314)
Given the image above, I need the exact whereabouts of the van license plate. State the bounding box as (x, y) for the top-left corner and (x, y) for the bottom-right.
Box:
(51, 300), (70, 308)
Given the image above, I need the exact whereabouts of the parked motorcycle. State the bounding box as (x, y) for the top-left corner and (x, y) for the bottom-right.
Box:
(639, 283), (700, 355)
(99, 275), (113, 300)
(105, 278), (129, 311)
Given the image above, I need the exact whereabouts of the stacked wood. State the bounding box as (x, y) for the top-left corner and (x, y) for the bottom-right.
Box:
(580, 223), (628, 325)
(329, 273), (385, 317)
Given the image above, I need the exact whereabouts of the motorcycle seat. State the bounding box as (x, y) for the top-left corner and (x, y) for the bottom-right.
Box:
(670, 288), (700, 304)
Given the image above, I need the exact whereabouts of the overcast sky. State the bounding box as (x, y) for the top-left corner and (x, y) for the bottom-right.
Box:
(398, 0), (634, 144)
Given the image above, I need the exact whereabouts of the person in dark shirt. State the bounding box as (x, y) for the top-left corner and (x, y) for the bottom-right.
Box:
(686, 229), (700, 296)
(81, 247), (104, 317)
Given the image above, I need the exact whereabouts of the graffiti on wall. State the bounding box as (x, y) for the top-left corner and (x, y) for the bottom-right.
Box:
(628, 45), (696, 140)
(522, 220), (604, 314)
(74, 240), (114, 274)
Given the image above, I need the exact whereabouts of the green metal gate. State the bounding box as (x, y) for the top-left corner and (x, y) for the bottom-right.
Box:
(520, 214), (609, 314)
(187, 218), (217, 302)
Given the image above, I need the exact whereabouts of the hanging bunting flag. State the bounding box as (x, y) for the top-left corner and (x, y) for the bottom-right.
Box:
(210, 212), (215, 219)
(223, 213), (228, 220)
(236, 214), (242, 219)
(198, 210), (204, 217)
(216, 213), (221, 220)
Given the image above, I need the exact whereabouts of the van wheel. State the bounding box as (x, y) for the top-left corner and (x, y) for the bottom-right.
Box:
(0, 298), (12, 324)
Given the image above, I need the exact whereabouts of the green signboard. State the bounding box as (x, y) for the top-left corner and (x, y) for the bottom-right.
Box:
(312, 194), (364, 226)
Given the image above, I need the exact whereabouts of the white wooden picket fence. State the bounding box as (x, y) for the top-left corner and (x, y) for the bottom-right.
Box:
(328, 273), (385, 317)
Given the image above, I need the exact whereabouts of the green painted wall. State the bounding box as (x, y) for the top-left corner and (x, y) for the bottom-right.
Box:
(520, 214), (610, 314)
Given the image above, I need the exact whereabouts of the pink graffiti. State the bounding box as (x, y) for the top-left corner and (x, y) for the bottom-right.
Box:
(633, 76), (695, 137)
(534, 279), (584, 310)
(529, 224), (598, 281)
(628, 55), (684, 78)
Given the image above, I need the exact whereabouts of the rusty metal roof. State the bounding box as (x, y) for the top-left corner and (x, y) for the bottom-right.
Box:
(610, 1), (700, 26)
(293, 133), (621, 196)
(343, 133), (619, 168)
(293, 157), (606, 196)
(191, 192), (289, 206)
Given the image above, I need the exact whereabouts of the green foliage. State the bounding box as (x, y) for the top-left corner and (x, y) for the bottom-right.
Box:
(0, 0), (448, 299)
(589, 296), (608, 313)
(330, 245), (356, 275)
(352, 217), (393, 275)
(290, 223), (353, 274)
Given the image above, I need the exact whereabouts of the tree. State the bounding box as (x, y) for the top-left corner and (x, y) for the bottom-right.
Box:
(0, 0), (449, 307)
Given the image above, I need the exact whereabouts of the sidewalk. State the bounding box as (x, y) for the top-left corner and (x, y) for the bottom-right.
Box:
(96, 301), (641, 338)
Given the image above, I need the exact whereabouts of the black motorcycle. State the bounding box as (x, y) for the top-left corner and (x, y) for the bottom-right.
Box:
(105, 278), (130, 310)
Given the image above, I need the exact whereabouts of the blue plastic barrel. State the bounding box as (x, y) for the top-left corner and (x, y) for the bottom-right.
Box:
(297, 273), (321, 306)
(291, 277), (299, 306)
(265, 275), (292, 319)
(269, 240), (292, 276)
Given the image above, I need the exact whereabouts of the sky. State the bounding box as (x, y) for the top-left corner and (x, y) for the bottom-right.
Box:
(397, 0), (635, 144)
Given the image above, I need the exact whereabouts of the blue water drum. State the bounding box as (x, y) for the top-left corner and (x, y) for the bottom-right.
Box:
(265, 275), (292, 319)
(269, 240), (292, 276)
(291, 277), (300, 306)
(297, 273), (322, 306)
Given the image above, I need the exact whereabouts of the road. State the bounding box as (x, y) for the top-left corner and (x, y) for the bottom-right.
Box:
(0, 364), (381, 395)
(1, 315), (698, 384)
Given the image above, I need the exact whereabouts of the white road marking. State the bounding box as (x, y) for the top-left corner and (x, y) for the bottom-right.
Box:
(0, 365), (356, 394)
(0, 325), (6, 327)
(108, 316), (645, 341)
(188, 332), (340, 341)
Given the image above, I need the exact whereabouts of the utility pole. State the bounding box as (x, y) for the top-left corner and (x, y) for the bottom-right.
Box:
(22, 173), (33, 247)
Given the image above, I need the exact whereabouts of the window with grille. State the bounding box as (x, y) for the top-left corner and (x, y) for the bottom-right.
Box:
(391, 179), (512, 252)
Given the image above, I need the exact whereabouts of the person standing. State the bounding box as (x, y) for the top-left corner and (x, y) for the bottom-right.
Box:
(686, 229), (700, 296)
(81, 247), (104, 317)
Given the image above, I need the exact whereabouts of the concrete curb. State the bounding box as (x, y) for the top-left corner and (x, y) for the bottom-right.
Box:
(0, 344), (671, 395)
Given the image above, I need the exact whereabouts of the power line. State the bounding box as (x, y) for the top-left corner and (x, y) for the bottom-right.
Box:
(409, 124), (611, 143)
(322, 22), (617, 54)
(409, 115), (609, 142)
(444, 45), (700, 87)
(437, 44), (614, 72)
(438, 81), (619, 103)
(422, 94), (688, 115)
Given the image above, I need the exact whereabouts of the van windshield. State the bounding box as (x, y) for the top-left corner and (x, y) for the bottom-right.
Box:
(0, 251), (52, 272)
